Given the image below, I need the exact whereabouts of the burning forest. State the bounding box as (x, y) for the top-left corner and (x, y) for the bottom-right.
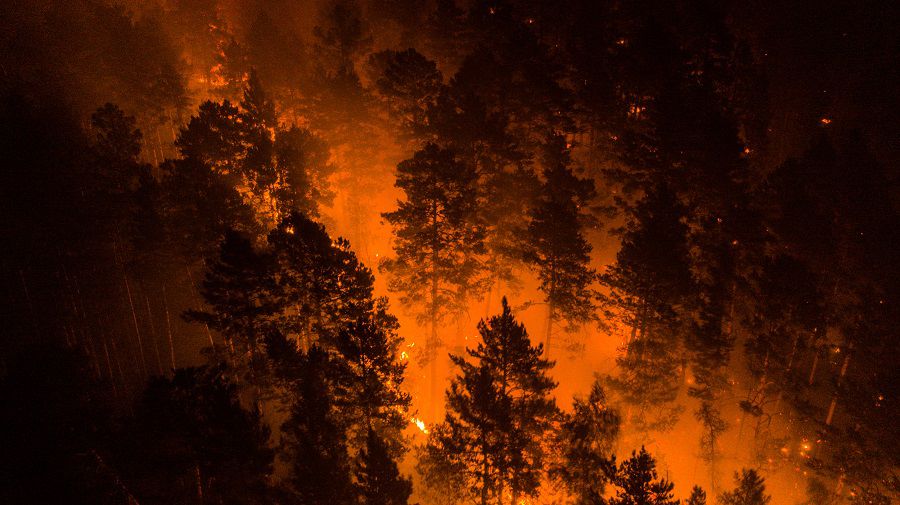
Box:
(1, 0), (898, 503)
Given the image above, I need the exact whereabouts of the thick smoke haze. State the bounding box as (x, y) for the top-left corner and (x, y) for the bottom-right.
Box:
(1, 0), (897, 504)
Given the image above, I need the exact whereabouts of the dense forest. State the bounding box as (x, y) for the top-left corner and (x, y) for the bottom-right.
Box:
(0, 0), (898, 503)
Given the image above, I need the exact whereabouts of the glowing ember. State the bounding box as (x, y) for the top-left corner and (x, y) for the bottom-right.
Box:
(411, 417), (429, 434)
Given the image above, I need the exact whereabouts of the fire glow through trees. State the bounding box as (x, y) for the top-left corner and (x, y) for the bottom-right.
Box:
(0, 0), (898, 504)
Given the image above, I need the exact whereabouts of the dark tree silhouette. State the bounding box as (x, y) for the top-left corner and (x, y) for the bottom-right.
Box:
(332, 311), (411, 451)
(717, 469), (771, 505)
(175, 75), (334, 225)
(602, 186), (691, 436)
(525, 135), (598, 355)
(193, 212), (409, 453)
(279, 345), (356, 505)
(160, 156), (259, 262)
(118, 364), (274, 504)
(369, 48), (443, 141)
(187, 230), (276, 376)
(424, 298), (557, 505)
(355, 429), (413, 505)
(266, 212), (382, 347)
(0, 342), (117, 504)
(553, 379), (621, 505)
(381, 143), (487, 407)
(608, 447), (679, 505)
(686, 485), (707, 505)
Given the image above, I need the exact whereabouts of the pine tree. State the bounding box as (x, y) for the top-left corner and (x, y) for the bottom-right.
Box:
(525, 135), (598, 355)
(380, 143), (487, 404)
(479, 161), (539, 304)
(332, 307), (411, 451)
(192, 212), (410, 455)
(760, 134), (900, 493)
(122, 364), (274, 504)
(416, 424), (469, 505)
(175, 75), (334, 225)
(355, 429), (413, 505)
(717, 469), (771, 505)
(280, 345), (356, 505)
(85, 103), (149, 238)
(266, 212), (379, 347)
(608, 447), (679, 505)
(186, 230), (277, 375)
(424, 298), (558, 505)
(686, 486), (707, 505)
(553, 379), (621, 505)
(175, 99), (245, 179)
(368, 48), (443, 141)
(273, 126), (335, 218)
(160, 156), (258, 262)
(601, 183), (691, 435)
(238, 69), (278, 196)
(90, 103), (143, 165)
(694, 401), (728, 492)
(600, 184), (692, 347)
(313, 0), (373, 74)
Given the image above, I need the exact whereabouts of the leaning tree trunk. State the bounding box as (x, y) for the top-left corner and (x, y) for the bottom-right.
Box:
(825, 344), (852, 426)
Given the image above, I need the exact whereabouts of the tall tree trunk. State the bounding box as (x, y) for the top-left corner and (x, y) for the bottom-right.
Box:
(123, 272), (147, 377)
(109, 331), (128, 398)
(85, 332), (102, 379)
(825, 347), (851, 426)
(103, 339), (118, 397)
(545, 302), (554, 360)
(430, 273), (439, 421)
(163, 284), (176, 370)
(195, 464), (204, 505)
(545, 267), (556, 359)
(483, 274), (494, 319)
(430, 194), (441, 421)
(145, 295), (163, 375)
(186, 266), (216, 348)
(807, 348), (819, 386)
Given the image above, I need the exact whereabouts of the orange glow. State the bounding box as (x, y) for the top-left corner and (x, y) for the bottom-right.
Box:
(411, 417), (429, 434)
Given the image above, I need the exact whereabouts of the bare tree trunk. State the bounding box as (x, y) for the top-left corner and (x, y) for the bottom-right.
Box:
(145, 295), (163, 375)
(825, 347), (851, 426)
(430, 190), (441, 421)
(195, 464), (204, 505)
(186, 266), (216, 348)
(163, 284), (176, 370)
(483, 275), (494, 319)
(123, 273), (147, 377)
(807, 348), (819, 386)
(85, 332), (102, 379)
(103, 339), (118, 397)
(109, 332), (128, 397)
(430, 274), (439, 421)
(833, 472), (845, 501)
